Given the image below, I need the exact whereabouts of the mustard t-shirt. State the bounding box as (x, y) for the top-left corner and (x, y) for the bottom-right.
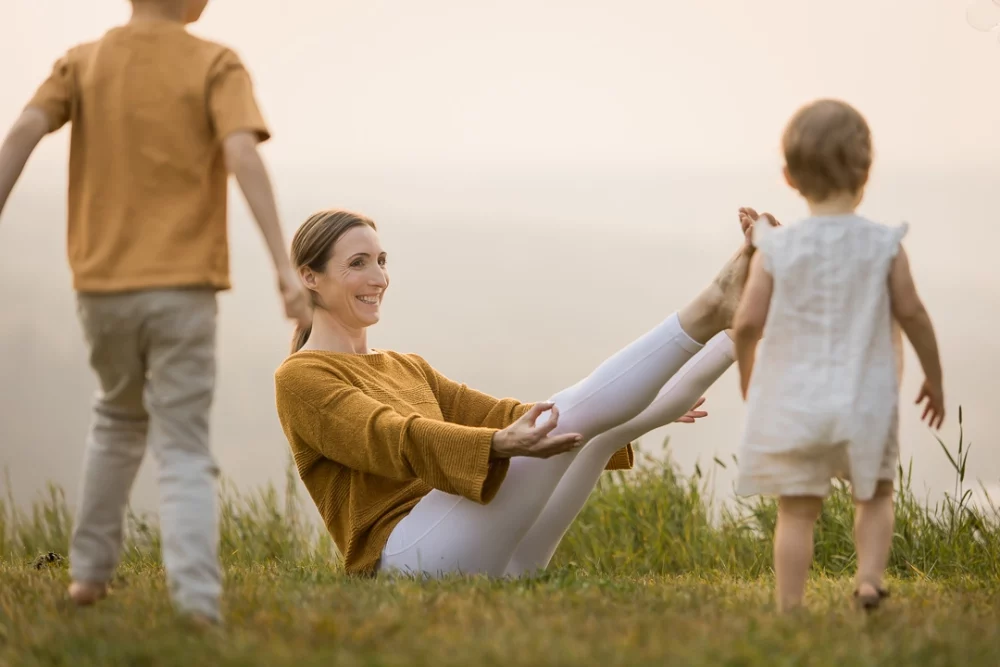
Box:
(27, 21), (270, 292)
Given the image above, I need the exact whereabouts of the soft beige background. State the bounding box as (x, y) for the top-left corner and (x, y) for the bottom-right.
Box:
(1, 1), (998, 519)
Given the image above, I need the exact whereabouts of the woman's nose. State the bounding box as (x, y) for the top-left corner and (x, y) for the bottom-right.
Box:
(370, 270), (388, 287)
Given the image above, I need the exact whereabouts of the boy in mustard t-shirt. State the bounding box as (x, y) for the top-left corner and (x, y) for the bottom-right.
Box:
(0, 0), (310, 624)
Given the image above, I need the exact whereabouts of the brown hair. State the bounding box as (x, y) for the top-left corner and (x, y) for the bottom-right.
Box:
(782, 99), (873, 202)
(289, 209), (378, 353)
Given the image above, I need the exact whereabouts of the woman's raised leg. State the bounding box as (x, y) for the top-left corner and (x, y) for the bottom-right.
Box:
(503, 331), (735, 576)
(378, 226), (754, 578)
(379, 311), (705, 576)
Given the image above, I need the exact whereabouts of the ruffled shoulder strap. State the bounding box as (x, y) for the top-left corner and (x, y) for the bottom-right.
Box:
(886, 221), (909, 259)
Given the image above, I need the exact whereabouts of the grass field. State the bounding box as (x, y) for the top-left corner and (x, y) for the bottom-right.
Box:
(2, 410), (998, 666)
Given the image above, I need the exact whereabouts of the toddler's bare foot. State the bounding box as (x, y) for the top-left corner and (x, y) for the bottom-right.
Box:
(179, 610), (224, 635)
(68, 581), (108, 606)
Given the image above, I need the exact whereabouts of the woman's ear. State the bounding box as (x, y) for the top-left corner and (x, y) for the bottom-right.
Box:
(300, 267), (318, 290)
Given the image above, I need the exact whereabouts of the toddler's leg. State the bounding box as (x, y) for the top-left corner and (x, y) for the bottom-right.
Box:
(774, 495), (823, 612)
(853, 480), (894, 602)
(70, 294), (150, 604)
(144, 289), (222, 624)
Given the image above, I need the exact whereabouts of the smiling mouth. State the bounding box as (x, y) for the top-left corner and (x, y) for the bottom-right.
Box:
(356, 295), (380, 305)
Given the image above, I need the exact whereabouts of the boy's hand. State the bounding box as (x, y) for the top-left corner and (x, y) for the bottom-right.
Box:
(279, 272), (312, 328)
(916, 379), (945, 430)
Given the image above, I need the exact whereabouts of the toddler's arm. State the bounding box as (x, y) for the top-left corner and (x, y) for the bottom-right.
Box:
(889, 246), (944, 428)
(223, 131), (311, 328)
(0, 108), (49, 223)
(733, 252), (773, 399)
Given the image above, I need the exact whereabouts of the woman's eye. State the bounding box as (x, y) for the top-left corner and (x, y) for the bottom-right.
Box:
(378, 257), (387, 267)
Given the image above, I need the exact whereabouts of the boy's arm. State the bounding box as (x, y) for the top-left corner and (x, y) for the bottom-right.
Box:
(889, 246), (944, 425)
(0, 108), (49, 223)
(208, 49), (310, 327)
(222, 132), (308, 325)
(732, 253), (773, 399)
(1, 49), (75, 225)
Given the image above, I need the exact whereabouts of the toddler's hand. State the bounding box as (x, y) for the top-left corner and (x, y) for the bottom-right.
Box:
(916, 379), (945, 429)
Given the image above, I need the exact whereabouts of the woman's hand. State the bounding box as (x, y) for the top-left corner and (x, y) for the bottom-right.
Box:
(674, 397), (708, 424)
(491, 403), (583, 459)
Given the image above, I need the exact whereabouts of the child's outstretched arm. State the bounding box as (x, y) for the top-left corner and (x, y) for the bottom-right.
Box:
(0, 108), (49, 223)
(223, 131), (311, 328)
(733, 252), (773, 399)
(889, 246), (944, 428)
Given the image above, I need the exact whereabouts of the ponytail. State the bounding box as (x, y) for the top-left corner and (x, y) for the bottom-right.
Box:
(291, 323), (312, 354)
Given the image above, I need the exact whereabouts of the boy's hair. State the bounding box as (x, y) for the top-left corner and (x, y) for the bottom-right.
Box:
(781, 99), (872, 202)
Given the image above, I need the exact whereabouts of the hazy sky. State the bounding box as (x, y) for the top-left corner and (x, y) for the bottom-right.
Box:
(6, 1), (1000, 169)
(1, 1), (999, 518)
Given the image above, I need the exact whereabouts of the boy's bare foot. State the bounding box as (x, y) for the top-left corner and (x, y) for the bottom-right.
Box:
(853, 581), (889, 612)
(68, 581), (108, 606)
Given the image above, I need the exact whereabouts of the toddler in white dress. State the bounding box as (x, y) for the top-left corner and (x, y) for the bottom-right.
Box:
(732, 99), (946, 613)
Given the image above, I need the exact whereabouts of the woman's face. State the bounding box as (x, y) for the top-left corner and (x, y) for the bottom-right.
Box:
(305, 225), (389, 330)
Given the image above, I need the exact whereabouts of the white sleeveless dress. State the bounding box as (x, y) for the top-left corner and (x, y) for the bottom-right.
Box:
(736, 214), (908, 501)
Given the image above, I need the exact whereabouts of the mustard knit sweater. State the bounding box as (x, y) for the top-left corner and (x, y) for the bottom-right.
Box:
(273, 349), (634, 575)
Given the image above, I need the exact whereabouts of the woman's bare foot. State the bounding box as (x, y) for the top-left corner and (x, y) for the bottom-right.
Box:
(678, 215), (758, 343)
(738, 207), (781, 247)
(718, 208), (781, 343)
(68, 581), (108, 606)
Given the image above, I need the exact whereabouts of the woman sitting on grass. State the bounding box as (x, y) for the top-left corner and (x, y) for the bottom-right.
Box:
(274, 208), (758, 578)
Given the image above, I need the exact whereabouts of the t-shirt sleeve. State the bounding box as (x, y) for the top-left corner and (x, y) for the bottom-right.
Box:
(25, 51), (75, 133)
(206, 49), (271, 143)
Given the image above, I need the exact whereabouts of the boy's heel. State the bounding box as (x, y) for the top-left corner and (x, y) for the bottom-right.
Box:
(853, 584), (889, 611)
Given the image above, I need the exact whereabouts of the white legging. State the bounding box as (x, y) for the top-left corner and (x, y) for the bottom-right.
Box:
(379, 312), (735, 578)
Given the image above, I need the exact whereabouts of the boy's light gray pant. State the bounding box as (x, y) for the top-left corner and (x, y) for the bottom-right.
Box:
(71, 288), (221, 621)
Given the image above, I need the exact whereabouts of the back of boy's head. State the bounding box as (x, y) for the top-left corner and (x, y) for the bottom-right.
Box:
(129, 0), (208, 22)
(781, 99), (872, 202)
